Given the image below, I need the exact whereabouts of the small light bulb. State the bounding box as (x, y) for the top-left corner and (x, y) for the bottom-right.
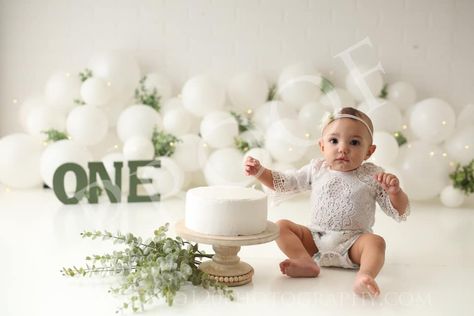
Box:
(203, 143), (208, 148)
(5, 187), (11, 192)
(402, 124), (408, 130)
(407, 144), (412, 149)
(441, 121), (447, 125)
(12, 99), (18, 104)
(106, 81), (112, 87)
(114, 144), (119, 149)
(288, 147), (293, 152)
(465, 145), (470, 150)
(65, 72), (71, 77)
(442, 153), (447, 157)
(247, 109), (253, 115)
(305, 133), (310, 138)
(170, 142), (175, 147)
(429, 151), (435, 157)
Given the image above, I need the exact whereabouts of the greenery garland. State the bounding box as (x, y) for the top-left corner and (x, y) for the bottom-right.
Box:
(61, 224), (234, 313)
(151, 130), (181, 157)
(42, 129), (69, 143)
(449, 159), (474, 195)
(230, 111), (254, 133)
(135, 76), (161, 112)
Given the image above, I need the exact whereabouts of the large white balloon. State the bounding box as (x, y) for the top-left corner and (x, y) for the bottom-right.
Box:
(200, 111), (239, 148)
(345, 65), (384, 103)
(143, 73), (174, 102)
(173, 134), (209, 172)
(359, 99), (402, 133)
(88, 51), (141, 101)
(123, 136), (155, 160)
(40, 140), (92, 192)
(0, 134), (43, 189)
(298, 101), (328, 136)
(253, 100), (297, 131)
(409, 98), (456, 144)
(116, 105), (161, 142)
(66, 105), (109, 146)
(19, 96), (48, 130)
(80, 77), (112, 106)
(265, 119), (311, 163)
(163, 108), (193, 136)
(204, 148), (251, 186)
(386, 81), (417, 110)
(45, 71), (81, 113)
(370, 131), (399, 166)
(228, 72), (269, 112)
(182, 75), (226, 117)
(139, 157), (184, 199)
(25, 106), (67, 140)
(440, 185), (465, 208)
(457, 104), (474, 129)
(319, 88), (356, 110)
(278, 63), (322, 109)
(395, 141), (450, 201)
(443, 125), (474, 165)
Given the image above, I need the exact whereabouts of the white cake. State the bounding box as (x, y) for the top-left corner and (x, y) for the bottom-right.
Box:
(185, 186), (268, 236)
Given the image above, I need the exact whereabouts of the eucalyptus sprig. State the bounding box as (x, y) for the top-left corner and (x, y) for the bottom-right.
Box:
(320, 76), (335, 94)
(267, 83), (277, 101)
(449, 159), (474, 195)
(135, 76), (161, 112)
(393, 131), (407, 146)
(230, 111), (254, 133)
(61, 224), (234, 313)
(152, 129), (181, 157)
(379, 83), (389, 99)
(79, 68), (93, 82)
(42, 129), (69, 143)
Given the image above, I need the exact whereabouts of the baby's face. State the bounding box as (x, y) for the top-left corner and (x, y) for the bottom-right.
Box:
(319, 118), (375, 172)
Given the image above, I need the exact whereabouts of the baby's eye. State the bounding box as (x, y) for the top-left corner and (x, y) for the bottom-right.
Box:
(350, 139), (361, 146)
(329, 138), (338, 144)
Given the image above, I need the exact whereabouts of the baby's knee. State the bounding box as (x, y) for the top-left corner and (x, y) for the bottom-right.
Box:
(371, 234), (386, 251)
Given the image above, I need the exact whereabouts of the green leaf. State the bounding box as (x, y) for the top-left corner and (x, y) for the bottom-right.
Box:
(449, 159), (474, 195)
(320, 77), (335, 94)
(42, 129), (69, 143)
(151, 129), (181, 157)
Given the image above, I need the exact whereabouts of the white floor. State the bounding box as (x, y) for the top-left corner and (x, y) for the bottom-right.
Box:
(1, 187), (474, 316)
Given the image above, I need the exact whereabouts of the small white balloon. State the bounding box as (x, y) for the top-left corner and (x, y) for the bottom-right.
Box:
(386, 81), (417, 110)
(457, 104), (474, 129)
(228, 72), (269, 112)
(345, 65), (384, 103)
(319, 88), (356, 110)
(40, 140), (92, 192)
(123, 137), (155, 160)
(116, 105), (161, 142)
(173, 134), (209, 172)
(66, 105), (109, 146)
(182, 75), (226, 117)
(204, 148), (251, 186)
(370, 131), (399, 166)
(443, 125), (474, 165)
(143, 73), (174, 101)
(253, 100), (297, 131)
(359, 99), (402, 133)
(163, 108), (192, 136)
(410, 98), (456, 144)
(200, 111), (239, 148)
(139, 157), (184, 199)
(80, 77), (112, 106)
(298, 101), (328, 136)
(278, 63), (322, 109)
(25, 106), (67, 140)
(265, 119), (311, 163)
(440, 185), (465, 208)
(0, 133), (43, 189)
(45, 71), (81, 113)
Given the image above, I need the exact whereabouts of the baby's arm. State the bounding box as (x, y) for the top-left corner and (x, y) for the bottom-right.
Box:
(244, 156), (275, 190)
(374, 172), (409, 216)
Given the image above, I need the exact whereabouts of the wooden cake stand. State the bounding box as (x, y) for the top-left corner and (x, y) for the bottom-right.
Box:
(175, 220), (279, 287)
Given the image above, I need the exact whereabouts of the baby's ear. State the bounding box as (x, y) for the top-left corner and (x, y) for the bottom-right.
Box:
(318, 138), (324, 152)
(366, 144), (376, 159)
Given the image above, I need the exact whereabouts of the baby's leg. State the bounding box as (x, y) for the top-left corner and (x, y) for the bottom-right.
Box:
(348, 233), (386, 297)
(276, 219), (319, 278)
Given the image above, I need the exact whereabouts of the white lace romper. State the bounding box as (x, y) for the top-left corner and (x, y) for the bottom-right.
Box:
(272, 158), (409, 269)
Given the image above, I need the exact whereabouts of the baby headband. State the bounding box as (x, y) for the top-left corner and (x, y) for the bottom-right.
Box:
(320, 112), (373, 138)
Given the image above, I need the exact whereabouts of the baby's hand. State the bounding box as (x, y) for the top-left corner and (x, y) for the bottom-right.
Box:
(374, 172), (401, 195)
(244, 156), (262, 176)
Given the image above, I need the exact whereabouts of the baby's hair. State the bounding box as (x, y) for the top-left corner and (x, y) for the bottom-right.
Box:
(337, 107), (374, 139)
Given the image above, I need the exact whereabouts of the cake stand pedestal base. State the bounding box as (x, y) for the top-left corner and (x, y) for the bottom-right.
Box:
(175, 220), (279, 287)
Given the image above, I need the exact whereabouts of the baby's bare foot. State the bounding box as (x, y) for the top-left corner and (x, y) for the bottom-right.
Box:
(353, 272), (380, 297)
(279, 258), (320, 278)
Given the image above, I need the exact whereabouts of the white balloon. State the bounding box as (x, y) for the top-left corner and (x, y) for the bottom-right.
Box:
(319, 88), (356, 110)
(370, 131), (399, 166)
(243, 148), (273, 169)
(410, 98), (456, 144)
(457, 104), (474, 129)
(173, 134), (210, 172)
(19, 96), (48, 130)
(204, 148), (251, 186)
(66, 105), (109, 146)
(0, 133), (43, 188)
(345, 65), (384, 103)
(228, 72), (269, 112)
(440, 185), (465, 208)
(443, 125), (474, 165)
(200, 111), (239, 148)
(116, 105), (161, 142)
(359, 99), (402, 133)
(395, 141), (449, 201)
(40, 140), (92, 192)
(161, 97), (183, 114)
(139, 157), (184, 199)
(386, 81), (417, 110)
(163, 108), (192, 136)
(45, 71), (81, 113)
(122, 137), (155, 160)
(88, 129), (122, 160)
(80, 77), (112, 106)
(253, 100), (297, 131)
(298, 101), (328, 136)
(102, 152), (129, 194)
(278, 63), (322, 109)
(182, 75), (225, 117)
(25, 106), (67, 140)
(88, 51), (140, 100)
(143, 73), (174, 101)
(265, 119), (311, 163)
